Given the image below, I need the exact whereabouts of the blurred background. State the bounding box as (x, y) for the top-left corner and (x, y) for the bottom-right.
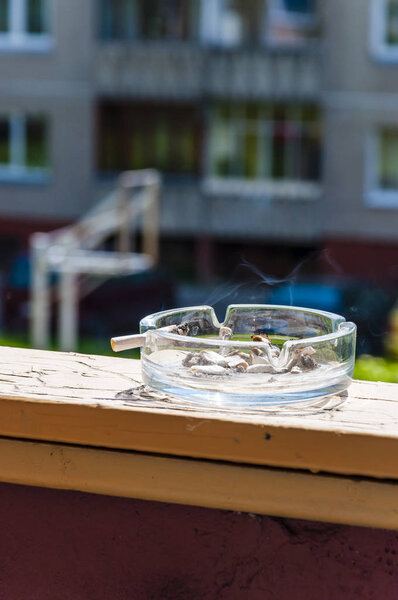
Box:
(0, 0), (397, 380)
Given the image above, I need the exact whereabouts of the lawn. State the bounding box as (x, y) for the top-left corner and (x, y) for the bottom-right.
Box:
(353, 355), (398, 384)
(0, 334), (140, 359)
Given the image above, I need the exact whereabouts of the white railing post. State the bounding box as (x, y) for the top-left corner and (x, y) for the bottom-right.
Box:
(117, 183), (132, 254)
(30, 233), (51, 349)
(142, 181), (160, 264)
(58, 268), (78, 353)
(30, 169), (161, 352)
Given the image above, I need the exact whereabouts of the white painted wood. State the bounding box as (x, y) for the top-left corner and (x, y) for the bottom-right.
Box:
(0, 345), (395, 434)
(58, 270), (78, 352)
(0, 346), (396, 480)
(30, 233), (50, 349)
(30, 169), (160, 351)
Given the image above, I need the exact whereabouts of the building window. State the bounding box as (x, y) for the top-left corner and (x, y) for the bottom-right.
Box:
(208, 103), (321, 187)
(0, 0), (51, 50)
(98, 102), (201, 176)
(379, 129), (398, 189)
(0, 113), (49, 180)
(26, 0), (47, 34)
(140, 0), (199, 40)
(99, 0), (137, 40)
(267, 0), (319, 46)
(366, 128), (398, 208)
(99, 0), (319, 46)
(99, 0), (199, 41)
(200, 0), (265, 47)
(370, 0), (398, 61)
(200, 0), (318, 47)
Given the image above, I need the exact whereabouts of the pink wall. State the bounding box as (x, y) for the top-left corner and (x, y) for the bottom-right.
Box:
(322, 239), (398, 286)
(0, 482), (396, 599)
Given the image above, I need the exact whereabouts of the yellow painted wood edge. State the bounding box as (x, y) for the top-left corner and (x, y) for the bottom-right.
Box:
(0, 437), (397, 530)
(0, 395), (397, 480)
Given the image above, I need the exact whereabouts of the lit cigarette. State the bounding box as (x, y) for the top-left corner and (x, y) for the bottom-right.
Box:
(110, 333), (147, 352)
(111, 322), (191, 352)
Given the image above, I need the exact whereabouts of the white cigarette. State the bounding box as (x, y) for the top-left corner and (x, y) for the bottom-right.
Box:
(110, 323), (188, 352)
(110, 333), (147, 352)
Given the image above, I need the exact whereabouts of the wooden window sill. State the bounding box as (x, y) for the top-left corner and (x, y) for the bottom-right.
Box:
(0, 346), (397, 529)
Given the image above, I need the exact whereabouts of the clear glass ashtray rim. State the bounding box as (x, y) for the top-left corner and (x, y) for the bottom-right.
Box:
(140, 303), (357, 352)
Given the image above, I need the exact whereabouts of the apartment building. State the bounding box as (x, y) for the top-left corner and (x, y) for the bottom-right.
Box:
(0, 0), (397, 284)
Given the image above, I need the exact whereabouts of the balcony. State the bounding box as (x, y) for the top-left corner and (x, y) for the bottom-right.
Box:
(95, 43), (203, 99)
(96, 176), (321, 241)
(201, 182), (322, 242)
(94, 42), (321, 100)
(205, 47), (320, 99)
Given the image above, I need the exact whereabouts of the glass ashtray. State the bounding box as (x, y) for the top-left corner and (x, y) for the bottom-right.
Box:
(137, 304), (356, 407)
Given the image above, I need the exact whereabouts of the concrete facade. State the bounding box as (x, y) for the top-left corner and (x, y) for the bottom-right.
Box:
(0, 0), (397, 273)
(322, 0), (398, 244)
(0, 0), (95, 221)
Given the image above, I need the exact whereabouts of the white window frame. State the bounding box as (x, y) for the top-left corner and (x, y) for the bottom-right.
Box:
(0, 111), (50, 183)
(0, 0), (53, 52)
(370, 0), (398, 62)
(365, 127), (398, 209)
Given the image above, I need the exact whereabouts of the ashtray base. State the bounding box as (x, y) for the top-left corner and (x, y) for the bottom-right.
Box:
(142, 369), (351, 408)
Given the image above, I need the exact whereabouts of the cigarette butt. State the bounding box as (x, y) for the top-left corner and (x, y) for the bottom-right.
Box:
(247, 364), (275, 374)
(110, 333), (147, 352)
(191, 364), (227, 376)
(251, 334), (271, 344)
(219, 326), (232, 340)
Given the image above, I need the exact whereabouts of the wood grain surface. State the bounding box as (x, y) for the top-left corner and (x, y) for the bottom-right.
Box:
(0, 346), (396, 479)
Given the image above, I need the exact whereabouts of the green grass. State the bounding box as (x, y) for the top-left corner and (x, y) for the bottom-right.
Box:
(76, 338), (139, 359)
(354, 355), (398, 384)
(0, 333), (140, 359)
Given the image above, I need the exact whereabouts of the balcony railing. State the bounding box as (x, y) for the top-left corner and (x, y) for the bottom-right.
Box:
(95, 42), (320, 99)
(205, 47), (320, 99)
(95, 175), (321, 241)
